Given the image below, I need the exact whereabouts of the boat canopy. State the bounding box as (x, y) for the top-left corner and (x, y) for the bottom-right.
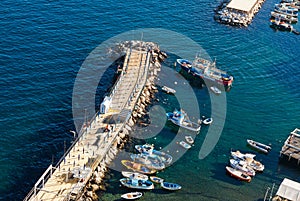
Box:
(276, 178), (300, 201)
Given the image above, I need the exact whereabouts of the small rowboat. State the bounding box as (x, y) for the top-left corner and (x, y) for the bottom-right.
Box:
(179, 141), (191, 149)
(210, 86), (221, 94)
(120, 178), (154, 190)
(150, 176), (164, 184)
(185, 135), (194, 144)
(161, 182), (182, 190)
(122, 171), (148, 180)
(247, 139), (271, 154)
(162, 86), (176, 94)
(225, 166), (251, 182)
(202, 118), (213, 125)
(121, 192), (143, 200)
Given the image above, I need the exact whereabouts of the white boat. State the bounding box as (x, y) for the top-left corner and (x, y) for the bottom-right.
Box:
(202, 118), (213, 125)
(121, 171), (148, 180)
(226, 166), (251, 182)
(120, 178), (154, 190)
(231, 150), (256, 161)
(185, 135), (194, 144)
(121, 192), (143, 200)
(130, 153), (165, 170)
(161, 182), (182, 190)
(179, 141), (192, 149)
(166, 109), (201, 132)
(150, 176), (164, 184)
(229, 159), (255, 177)
(135, 144), (173, 165)
(162, 86), (176, 94)
(244, 157), (265, 172)
(247, 139), (271, 154)
(210, 86), (221, 94)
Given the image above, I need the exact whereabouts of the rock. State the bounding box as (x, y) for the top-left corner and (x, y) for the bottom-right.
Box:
(99, 184), (106, 191)
(91, 184), (99, 192)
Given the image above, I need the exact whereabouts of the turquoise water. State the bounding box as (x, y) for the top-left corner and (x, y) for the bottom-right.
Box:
(0, 0), (300, 200)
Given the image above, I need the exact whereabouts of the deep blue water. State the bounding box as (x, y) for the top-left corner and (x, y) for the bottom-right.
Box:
(0, 0), (300, 200)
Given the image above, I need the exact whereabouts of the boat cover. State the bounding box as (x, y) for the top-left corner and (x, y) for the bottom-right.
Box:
(276, 178), (300, 201)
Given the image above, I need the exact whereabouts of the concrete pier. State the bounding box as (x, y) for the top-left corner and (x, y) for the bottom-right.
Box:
(280, 128), (300, 164)
(23, 42), (164, 201)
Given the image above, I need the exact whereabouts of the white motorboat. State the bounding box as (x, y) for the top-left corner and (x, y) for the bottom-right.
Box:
(162, 86), (176, 94)
(121, 171), (149, 180)
(179, 141), (191, 149)
(120, 178), (154, 190)
(202, 118), (213, 125)
(231, 150), (256, 161)
(229, 159), (255, 177)
(121, 192), (143, 200)
(135, 144), (173, 165)
(210, 86), (221, 94)
(247, 139), (271, 154)
(166, 109), (201, 132)
(244, 157), (265, 172)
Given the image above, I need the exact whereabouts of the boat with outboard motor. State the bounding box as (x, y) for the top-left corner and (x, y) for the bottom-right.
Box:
(120, 178), (154, 190)
(135, 144), (173, 165)
(226, 166), (252, 182)
(161, 182), (182, 190)
(130, 153), (165, 170)
(166, 109), (201, 132)
(121, 171), (149, 180)
(229, 159), (256, 177)
(247, 139), (271, 154)
(176, 55), (233, 87)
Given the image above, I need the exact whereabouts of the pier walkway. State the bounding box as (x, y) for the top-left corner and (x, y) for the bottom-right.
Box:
(24, 48), (152, 201)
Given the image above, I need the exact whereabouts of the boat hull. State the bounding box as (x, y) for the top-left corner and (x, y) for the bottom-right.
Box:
(226, 166), (251, 182)
(121, 160), (157, 175)
(120, 178), (154, 190)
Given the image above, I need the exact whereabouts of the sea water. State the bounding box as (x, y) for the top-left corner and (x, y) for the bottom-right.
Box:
(0, 0), (299, 200)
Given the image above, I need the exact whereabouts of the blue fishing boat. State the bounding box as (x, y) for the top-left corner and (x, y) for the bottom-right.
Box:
(176, 55), (233, 87)
(135, 144), (173, 165)
(166, 109), (201, 132)
(120, 178), (154, 190)
(161, 182), (182, 190)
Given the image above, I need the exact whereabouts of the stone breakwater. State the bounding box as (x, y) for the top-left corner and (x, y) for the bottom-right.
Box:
(79, 43), (166, 201)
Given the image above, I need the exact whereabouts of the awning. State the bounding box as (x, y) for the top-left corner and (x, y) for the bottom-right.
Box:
(276, 178), (300, 201)
(226, 0), (258, 13)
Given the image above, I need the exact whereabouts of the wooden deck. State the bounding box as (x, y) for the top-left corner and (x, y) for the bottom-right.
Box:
(24, 49), (151, 201)
(280, 128), (300, 163)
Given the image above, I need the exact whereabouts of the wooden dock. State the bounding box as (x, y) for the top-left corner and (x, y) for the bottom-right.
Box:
(23, 47), (154, 201)
(280, 128), (300, 164)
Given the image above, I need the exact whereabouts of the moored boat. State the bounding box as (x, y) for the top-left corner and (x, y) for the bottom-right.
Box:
(270, 18), (293, 31)
(121, 160), (157, 175)
(130, 153), (165, 170)
(231, 150), (256, 161)
(210, 86), (221, 94)
(166, 109), (201, 132)
(185, 135), (194, 144)
(202, 118), (213, 125)
(162, 86), (176, 94)
(150, 176), (164, 184)
(179, 141), (192, 149)
(247, 139), (271, 154)
(135, 144), (173, 165)
(176, 56), (233, 87)
(244, 157), (265, 172)
(120, 178), (154, 190)
(225, 166), (251, 182)
(229, 159), (256, 177)
(161, 182), (182, 190)
(121, 192), (143, 200)
(121, 171), (149, 180)
(270, 11), (298, 23)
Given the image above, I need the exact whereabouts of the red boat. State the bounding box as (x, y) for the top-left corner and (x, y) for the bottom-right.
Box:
(226, 166), (251, 182)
